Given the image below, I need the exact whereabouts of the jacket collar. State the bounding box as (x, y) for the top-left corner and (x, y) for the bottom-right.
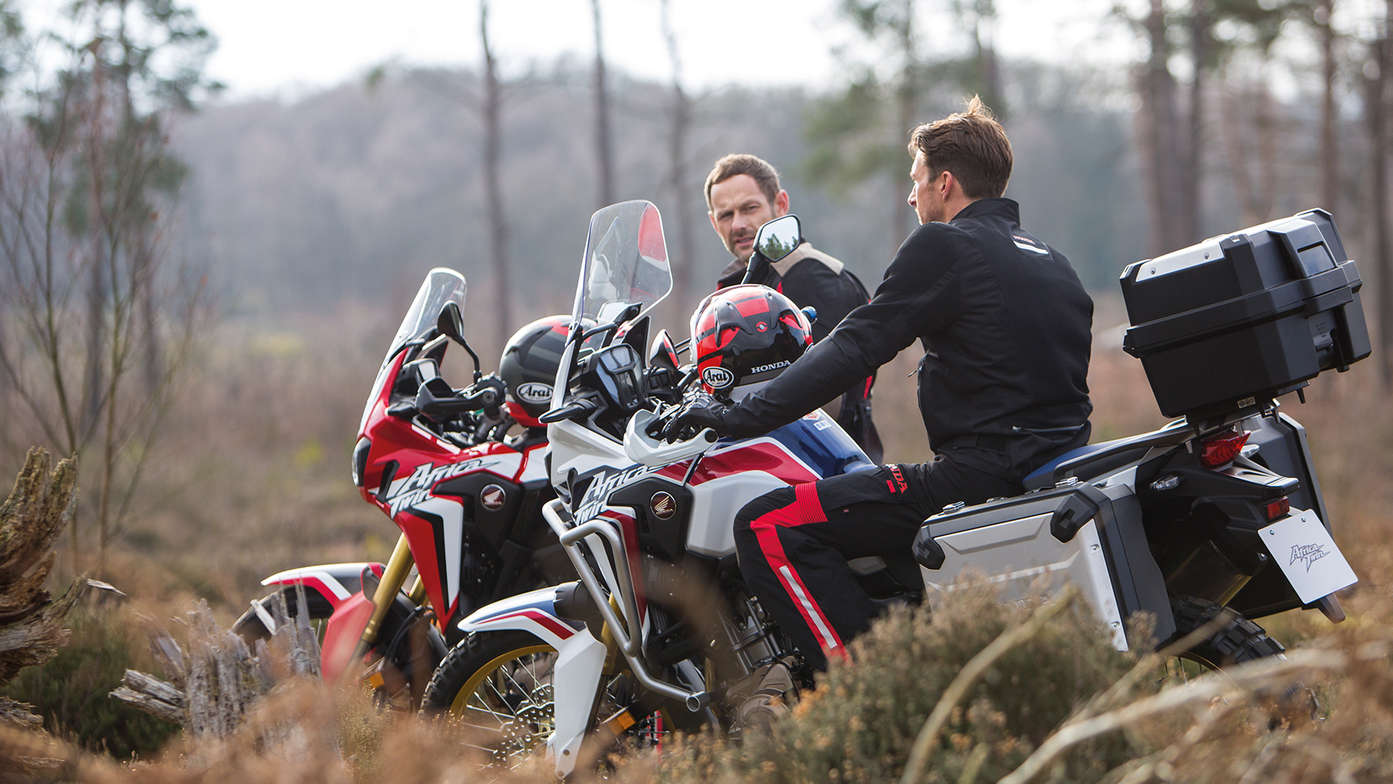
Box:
(951, 197), (1020, 226)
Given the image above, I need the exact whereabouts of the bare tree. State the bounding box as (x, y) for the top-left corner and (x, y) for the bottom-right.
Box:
(479, 0), (512, 332)
(0, 0), (212, 570)
(591, 0), (616, 207)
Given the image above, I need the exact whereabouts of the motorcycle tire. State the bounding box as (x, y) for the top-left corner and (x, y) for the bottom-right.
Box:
(421, 630), (672, 768)
(1168, 596), (1285, 669)
(232, 587), (440, 709)
(420, 630), (559, 765)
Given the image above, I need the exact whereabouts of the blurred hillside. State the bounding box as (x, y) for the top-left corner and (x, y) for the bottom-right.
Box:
(170, 61), (1158, 330)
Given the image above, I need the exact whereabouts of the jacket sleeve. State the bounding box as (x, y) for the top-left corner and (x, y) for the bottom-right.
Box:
(719, 224), (963, 437)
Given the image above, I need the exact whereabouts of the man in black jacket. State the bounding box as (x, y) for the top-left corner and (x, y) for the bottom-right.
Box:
(667, 99), (1094, 670)
(704, 154), (882, 461)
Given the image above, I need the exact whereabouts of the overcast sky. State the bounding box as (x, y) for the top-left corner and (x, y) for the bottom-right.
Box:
(24, 0), (1379, 101)
(181, 0), (1132, 99)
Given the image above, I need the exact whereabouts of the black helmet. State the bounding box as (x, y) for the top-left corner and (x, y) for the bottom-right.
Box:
(690, 284), (812, 401)
(499, 315), (593, 428)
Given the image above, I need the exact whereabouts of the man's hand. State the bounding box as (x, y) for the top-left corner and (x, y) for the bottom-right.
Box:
(647, 394), (730, 442)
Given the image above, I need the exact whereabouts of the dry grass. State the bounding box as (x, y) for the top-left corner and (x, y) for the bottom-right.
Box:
(3, 298), (1393, 781)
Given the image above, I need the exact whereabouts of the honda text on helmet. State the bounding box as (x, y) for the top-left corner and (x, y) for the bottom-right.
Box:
(690, 284), (813, 401)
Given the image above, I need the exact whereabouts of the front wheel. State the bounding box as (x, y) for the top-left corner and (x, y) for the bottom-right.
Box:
(421, 630), (562, 765)
(422, 630), (669, 769)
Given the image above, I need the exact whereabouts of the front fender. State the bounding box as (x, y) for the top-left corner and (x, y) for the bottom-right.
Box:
(261, 562), (386, 609)
(460, 584), (605, 777)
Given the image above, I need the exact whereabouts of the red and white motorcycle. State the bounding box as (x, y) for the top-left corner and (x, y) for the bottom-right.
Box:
(233, 270), (573, 705)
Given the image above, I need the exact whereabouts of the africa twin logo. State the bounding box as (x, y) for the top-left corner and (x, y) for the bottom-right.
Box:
(384, 458), (488, 517)
(1289, 542), (1331, 573)
(702, 366), (735, 389)
(516, 382), (552, 405)
(575, 464), (656, 523)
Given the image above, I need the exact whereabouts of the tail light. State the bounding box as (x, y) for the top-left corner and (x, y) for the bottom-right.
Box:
(1199, 430), (1250, 468)
(1265, 496), (1291, 521)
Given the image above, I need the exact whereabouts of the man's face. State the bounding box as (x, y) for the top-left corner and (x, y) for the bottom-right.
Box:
(908, 151), (946, 225)
(708, 174), (789, 263)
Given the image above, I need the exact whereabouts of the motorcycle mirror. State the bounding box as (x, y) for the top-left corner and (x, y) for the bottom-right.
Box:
(648, 329), (680, 372)
(753, 214), (802, 263)
(437, 301), (482, 381)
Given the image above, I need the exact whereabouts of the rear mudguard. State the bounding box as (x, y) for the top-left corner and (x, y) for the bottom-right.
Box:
(459, 584), (606, 777)
(260, 562), (446, 682)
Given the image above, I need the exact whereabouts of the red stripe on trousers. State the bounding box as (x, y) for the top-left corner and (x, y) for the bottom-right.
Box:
(748, 482), (848, 659)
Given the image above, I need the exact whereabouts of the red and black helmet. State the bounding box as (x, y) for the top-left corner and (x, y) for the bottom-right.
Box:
(499, 315), (596, 428)
(689, 284), (812, 400)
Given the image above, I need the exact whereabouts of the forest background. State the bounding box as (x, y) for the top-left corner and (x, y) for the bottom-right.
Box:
(1, 0), (1393, 771)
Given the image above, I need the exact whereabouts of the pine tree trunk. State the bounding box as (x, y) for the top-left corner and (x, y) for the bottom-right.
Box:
(592, 0), (615, 208)
(1137, 0), (1185, 254)
(1183, 0), (1209, 241)
(480, 0), (512, 333)
(892, 0), (917, 253)
(1373, 10), (1393, 387)
(1319, 0), (1339, 215)
(660, 0), (694, 307)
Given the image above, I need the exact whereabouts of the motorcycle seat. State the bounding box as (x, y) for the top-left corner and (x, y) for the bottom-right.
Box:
(1021, 420), (1192, 491)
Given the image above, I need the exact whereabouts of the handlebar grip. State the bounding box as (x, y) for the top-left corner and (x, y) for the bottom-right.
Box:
(539, 398), (598, 424)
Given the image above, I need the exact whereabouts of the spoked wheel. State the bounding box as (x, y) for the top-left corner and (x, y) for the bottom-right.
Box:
(421, 630), (668, 769)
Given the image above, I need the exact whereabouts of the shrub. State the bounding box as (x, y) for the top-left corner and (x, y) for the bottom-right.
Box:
(654, 587), (1146, 784)
(2, 605), (179, 759)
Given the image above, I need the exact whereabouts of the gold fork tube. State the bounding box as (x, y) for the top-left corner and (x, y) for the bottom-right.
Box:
(353, 533), (414, 660)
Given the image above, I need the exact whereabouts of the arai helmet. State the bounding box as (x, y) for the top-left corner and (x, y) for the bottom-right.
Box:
(690, 284), (812, 400)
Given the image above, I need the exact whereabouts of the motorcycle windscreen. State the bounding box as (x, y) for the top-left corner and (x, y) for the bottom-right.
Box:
(554, 201), (673, 408)
(359, 268), (467, 434)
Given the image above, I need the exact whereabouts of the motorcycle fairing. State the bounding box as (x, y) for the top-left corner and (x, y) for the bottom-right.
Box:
(366, 433), (548, 624)
(262, 562), (386, 608)
(458, 584), (606, 776)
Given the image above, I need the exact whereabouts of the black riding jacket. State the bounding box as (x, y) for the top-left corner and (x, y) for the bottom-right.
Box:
(719, 198), (1094, 474)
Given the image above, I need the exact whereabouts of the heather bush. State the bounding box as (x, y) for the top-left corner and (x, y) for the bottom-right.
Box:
(653, 587), (1146, 784)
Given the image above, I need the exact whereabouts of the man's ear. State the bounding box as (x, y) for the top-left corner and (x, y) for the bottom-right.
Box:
(939, 170), (957, 199)
(773, 189), (790, 217)
(707, 210), (719, 233)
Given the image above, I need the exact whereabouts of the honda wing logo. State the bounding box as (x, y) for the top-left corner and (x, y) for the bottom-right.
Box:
(702, 366), (735, 389)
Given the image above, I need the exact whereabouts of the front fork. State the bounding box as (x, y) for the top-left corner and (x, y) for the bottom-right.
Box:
(352, 533), (422, 660)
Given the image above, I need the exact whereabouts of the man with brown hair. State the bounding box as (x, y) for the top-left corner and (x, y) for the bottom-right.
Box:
(662, 98), (1094, 671)
(704, 153), (881, 460)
